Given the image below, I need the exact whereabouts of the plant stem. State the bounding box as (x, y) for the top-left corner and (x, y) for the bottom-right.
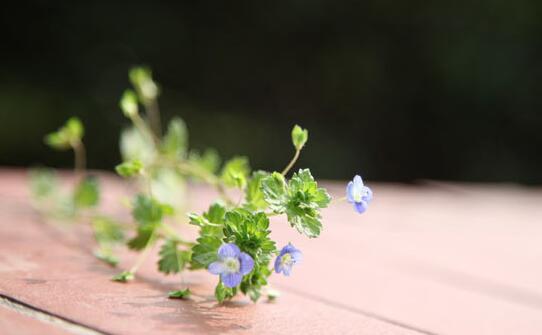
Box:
(73, 141), (86, 175)
(146, 100), (162, 138)
(130, 113), (160, 147)
(176, 162), (235, 206)
(281, 149), (301, 176)
(129, 230), (157, 274)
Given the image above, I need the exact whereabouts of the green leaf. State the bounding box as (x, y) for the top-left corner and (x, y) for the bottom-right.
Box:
(291, 125), (308, 150)
(205, 202), (227, 224)
(168, 289), (191, 299)
(129, 66), (159, 102)
(120, 89), (138, 117)
(188, 148), (221, 175)
(150, 168), (186, 209)
(215, 282), (236, 303)
(245, 171), (269, 211)
(92, 216), (124, 243)
(29, 168), (58, 200)
(120, 126), (155, 164)
(261, 172), (288, 213)
(115, 159), (143, 178)
(262, 169), (330, 238)
(189, 203), (226, 269)
(112, 271), (134, 282)
(73, 176), (100, 208)
(285, 169), (331, 238)
(132, 194), (163, 226)
(190, 235), (221, 268)
(158, 239), (190, 275)
(161, 117), (188, 159)
(94, 248), (119, 267)
(44, 117), (84, 150)
(127, 226), (155, 251)
(267, 288), (280, 301)
(220, 156), (250, 188)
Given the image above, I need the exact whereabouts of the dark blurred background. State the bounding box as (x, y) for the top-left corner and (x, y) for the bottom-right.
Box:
(1, 1), (541, 183)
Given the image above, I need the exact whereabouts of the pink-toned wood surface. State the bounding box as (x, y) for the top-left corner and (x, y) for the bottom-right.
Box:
(0, 169), (541, 334)
(0, 303), (71, 335)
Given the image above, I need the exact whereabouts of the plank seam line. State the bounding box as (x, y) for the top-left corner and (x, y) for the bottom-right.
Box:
(276, 285), (439, 335)
(0, 294), (114, 335)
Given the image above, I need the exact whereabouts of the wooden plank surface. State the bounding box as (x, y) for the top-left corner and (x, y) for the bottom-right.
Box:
(0, 169), (541, 334)
(0, 300), (73, 335)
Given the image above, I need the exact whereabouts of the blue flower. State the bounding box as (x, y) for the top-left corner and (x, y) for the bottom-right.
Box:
(208, 243), (254, 288)
(346, 175), (373, 214)
(274, 243), (302, 276)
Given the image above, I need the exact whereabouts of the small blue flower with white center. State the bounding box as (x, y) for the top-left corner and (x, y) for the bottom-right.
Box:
(346, 175), (373, 214)
(208, 243), (254, 288)
(274, 243), (302, 276)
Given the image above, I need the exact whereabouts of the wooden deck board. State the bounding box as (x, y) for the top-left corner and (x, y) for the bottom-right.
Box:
(0, 169), (541, 334)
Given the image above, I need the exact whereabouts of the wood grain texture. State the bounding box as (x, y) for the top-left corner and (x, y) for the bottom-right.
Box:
(0, 169), (541, 334)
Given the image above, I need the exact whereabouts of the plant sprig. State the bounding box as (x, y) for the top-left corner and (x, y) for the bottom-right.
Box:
(30, 66), (373, 303)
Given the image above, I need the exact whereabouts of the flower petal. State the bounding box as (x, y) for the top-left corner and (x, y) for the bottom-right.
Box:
(279, 243), (297, 256)
(362, 186), (373, 203)
(354, 201), (368, 214)
(353, 175), (363, 187)
(221, 272), (243, 288)
(290, 250), (303, 263)
(217, 243), (240, 259)
(238, 252), (254, 275)
(282, 265), (293, 276)
(346, 181), (355, 203)
(208, 261), (225, 275)
(274, 255), (283, 273)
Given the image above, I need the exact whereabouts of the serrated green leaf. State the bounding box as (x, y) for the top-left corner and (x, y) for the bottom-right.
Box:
(161, 117), (188, 159)
(291, 125), (308, 150)
(168, 289), (191, 299)
(158, 240), (190, 275)
(221, 156), (250, 188)
(115, 159), (143, 178)
(261, 172), (288, 213)
(245, 171), (269, 210)
(188, 148), (221, 175)
(73, 176), (100, 208)
(215, 282), (236, 303)
(285, 169), (331, 238)
(92, 216), (124, 243)
(190, 235), (222, 269)
(127, 226), (155, 250)
(132, 194), (163, 226)
(189, 203), (226, 269)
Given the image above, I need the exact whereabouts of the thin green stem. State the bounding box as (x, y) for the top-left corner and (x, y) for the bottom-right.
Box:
(281, 149), (301, 176)
(176, 162), (235, 206)
(129, 230), (157, 274)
